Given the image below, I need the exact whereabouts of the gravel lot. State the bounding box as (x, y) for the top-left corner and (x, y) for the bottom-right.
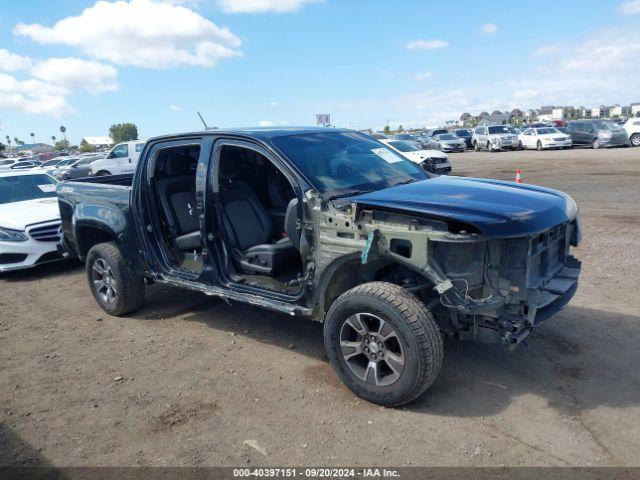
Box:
(1, 147), (639, 467)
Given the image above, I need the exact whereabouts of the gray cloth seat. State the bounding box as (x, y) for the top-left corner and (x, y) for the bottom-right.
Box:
(220, 180), (299, 276)
(155, 154), (201, 251)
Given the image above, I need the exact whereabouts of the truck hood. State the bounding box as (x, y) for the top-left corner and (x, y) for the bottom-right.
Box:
(351, 176), (577, 238)
(0, 197), (61, 230)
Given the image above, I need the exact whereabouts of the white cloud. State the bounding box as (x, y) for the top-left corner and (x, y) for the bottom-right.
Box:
(0, 49), (115, 116)
(259, 120), (288, 126)
(0, 73), (71, 117)
(532, 44), (559, 57)
(321, 26), (640, 129)
(169, 104), (183, 111)
(30, 58), (118, 94)
(481, 23), (498, 35)
(0, 49), (31, 72)
(620, 0), (640, 15)
(217, 0), (322, 13)
(413, 71), (432, 81)
(14, 0), (243, 69)
(405, 39), (448, 50)
(269, 101), (279, 107)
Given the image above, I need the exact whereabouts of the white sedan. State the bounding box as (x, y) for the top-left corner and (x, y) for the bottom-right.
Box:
(0, 170), (65, 272)
(518, 127), (572, 150)
(380, 139), (451, 175)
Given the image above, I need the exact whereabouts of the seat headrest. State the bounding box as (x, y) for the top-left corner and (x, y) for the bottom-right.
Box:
(165, 152), (194, 176)
(219, 158), (237, 181)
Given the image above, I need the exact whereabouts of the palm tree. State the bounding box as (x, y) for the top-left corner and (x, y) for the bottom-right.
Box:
(13, 137), (18, 145)
(59, 125), (66, 142)
(51, 135), (56, 145)
(30, 132), (35, 144)
(5, 135), (10, 146)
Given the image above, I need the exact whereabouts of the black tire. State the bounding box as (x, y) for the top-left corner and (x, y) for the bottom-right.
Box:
(95, 170), (111, 176)
(324, 282), (443, 407)
(630, 134), (640, 147)
(473, 141), (480, 152)
(86, 242), (145, 316)
(592, 139), (600, 149)
(536, 140), (543, 151)
(486, 141), (492, 152)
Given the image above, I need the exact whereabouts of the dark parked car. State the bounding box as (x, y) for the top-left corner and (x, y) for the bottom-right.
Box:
(564, 120), (631, 148)
(454, 129), (473, 148)
(58, 127), (582, 407)
(54, 156), (101, 180)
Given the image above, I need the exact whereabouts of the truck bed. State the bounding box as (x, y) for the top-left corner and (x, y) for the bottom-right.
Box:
(63, 174), (134, 187)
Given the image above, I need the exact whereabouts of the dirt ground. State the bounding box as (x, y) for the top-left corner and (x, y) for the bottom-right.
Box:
(1, 147), (639, 467)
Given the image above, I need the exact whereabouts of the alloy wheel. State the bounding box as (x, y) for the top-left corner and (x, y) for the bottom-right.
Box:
(91, 258), (118, 304)
(339, 312), (405, 387)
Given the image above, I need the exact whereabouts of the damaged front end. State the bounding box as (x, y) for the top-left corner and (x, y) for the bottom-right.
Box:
(423, 220), (581, 346)
(355, 210), (581, 347)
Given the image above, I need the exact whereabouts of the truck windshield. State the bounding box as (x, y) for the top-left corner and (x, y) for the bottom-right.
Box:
(0, 174), (58, 204)
(272, 131), (426, 197)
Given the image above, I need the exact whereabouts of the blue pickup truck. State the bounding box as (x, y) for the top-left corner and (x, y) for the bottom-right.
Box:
(58, 127), (582, 406)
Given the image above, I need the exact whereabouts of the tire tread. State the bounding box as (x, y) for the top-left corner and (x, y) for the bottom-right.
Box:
(327, 281), (443, 407)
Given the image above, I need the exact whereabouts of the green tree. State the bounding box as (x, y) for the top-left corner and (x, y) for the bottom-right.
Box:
(30, 132), (35, 143)
(54, 139), (70, 151)
(59, 125), (67, 141)
(51, 135), (56, 145)
(109, 123), (138, 144)
(383, 125), (390, 134)
(397, 125), (404, 132)
(6, 135), (11, 146)
(79, 139), (96, 153)
(0, 142), (5, 153)
(13, 137), (19, 145)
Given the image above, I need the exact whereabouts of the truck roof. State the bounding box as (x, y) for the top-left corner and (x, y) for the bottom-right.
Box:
(147, 126), (349, 143)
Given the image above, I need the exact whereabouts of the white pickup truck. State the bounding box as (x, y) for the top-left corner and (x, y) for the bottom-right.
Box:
(89, 140), (146, 176)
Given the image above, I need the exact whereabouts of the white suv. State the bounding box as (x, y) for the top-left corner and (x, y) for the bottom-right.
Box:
(89, 140), (146, 176)
(624, 118), (640, 147)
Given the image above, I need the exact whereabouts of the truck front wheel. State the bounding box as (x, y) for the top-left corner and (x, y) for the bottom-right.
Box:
(324, 282), (443, 407)
(86, 242), (145, 316)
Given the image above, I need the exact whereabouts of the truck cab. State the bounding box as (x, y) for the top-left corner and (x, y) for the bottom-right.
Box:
(89, 140), (146, 176)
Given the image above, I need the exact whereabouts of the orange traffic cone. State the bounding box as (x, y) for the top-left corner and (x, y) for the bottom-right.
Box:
(515, 169), (522, 183)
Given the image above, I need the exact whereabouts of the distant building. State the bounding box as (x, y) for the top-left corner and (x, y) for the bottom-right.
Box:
(478, 111), (510, 125)
(82, 136), (113, 148)
(631, 103), (640, 116)
(591, 107), (601, 118)
(15, 143), (53, 154)
(609, 105), (623, 117)
(538, 107), (554, 122)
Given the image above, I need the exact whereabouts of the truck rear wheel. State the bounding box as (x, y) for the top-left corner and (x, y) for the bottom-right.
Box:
(324, 282), (443, 407)
(86, 242), (145, 316)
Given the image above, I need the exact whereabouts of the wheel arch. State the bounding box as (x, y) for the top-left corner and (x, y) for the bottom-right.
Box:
(312, 253), (398, 322)
(75, 222), (118, 259)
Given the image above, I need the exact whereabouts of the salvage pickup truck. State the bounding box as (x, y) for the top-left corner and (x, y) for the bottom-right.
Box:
(58, 127), (582, 406)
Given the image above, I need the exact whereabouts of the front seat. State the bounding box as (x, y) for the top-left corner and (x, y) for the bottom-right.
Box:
(155, 153), (201, 251)
(219, 164), (299, 276)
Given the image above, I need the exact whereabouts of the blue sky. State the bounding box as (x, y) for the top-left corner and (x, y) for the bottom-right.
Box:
(1, 0), (639, 144)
